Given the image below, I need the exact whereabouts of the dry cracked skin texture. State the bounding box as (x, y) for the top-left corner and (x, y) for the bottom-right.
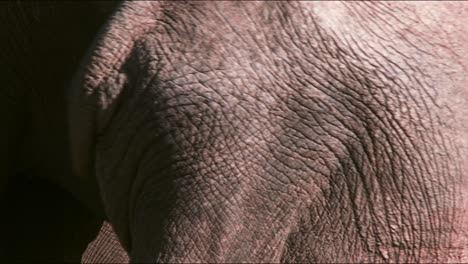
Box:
(82, 222), (129, 263)
(76, 1), (468, 263)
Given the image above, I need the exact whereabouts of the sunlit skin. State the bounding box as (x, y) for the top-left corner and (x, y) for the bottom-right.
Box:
(1, 1), (466, 263)
(73, 2), (467, 262)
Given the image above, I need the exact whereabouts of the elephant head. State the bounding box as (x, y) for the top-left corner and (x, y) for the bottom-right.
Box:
(70, 2), (468, 262)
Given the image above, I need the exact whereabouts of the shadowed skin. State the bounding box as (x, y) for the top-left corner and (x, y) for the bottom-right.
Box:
(71, 2), (468, 263)
(0, 2), (117, 262)
(1, 1), (466, 263)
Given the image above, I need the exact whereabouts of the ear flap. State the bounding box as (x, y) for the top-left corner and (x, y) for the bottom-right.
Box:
(67, 1), (159, 179)
(67, 29), (129, 179)
(68, 72), (98, 179)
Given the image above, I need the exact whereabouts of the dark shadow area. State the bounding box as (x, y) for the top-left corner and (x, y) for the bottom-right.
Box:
(0, 2), (120, 262)
(2, 172), (102, 263)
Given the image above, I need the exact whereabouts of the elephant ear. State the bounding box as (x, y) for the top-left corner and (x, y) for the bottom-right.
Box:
(68, 2), (159, 178)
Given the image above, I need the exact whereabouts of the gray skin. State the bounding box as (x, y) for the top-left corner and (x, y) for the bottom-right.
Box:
(70, 1), (468, 263)
(82, 221), (129, 263)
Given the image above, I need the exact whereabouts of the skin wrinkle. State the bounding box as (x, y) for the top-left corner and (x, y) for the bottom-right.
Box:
(141, 75), (270, 262)
(71, 1), (468, 262)
(340, 115), (394, 249)
(342, 135), (382, 253)
(348, 5), (460, 138)
(296, 85), (410, 260)
(296, 2), (458, 262)
(157, 5), (308, 260)
(324, 6), (452, 252)
(83, 2), (167, 252)
(97, 51), (168, 250)
(335, 57), (430, 235)
(69, 2), (159, 183)
(125, 74), (174, 209)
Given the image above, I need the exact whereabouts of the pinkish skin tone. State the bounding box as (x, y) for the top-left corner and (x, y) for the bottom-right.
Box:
(75, 2), (468, 263)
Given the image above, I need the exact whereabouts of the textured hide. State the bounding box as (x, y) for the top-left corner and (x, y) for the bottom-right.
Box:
(82, 222), (129, 263)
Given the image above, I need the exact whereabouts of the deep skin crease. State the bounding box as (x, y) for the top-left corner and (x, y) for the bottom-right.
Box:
(70, 1), (468, 263)
(0, 2), (118, 262)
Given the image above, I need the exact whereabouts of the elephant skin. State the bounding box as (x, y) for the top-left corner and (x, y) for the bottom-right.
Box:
(70, 1), (468, 263)
(0, 1), (462, 263)
(82, 221), (129, 263)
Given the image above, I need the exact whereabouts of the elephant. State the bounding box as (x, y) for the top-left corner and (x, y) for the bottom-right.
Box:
(69, 1), (468, 263)
(0, 1), (118, 262)
(82, 221), (129, 263)
(2, 1), (467, 263)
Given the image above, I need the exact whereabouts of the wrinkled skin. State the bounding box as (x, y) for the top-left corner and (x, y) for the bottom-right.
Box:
(70, 1), (468, 263)
(0, 2), (117, 262)
(82, 221), (129, 263)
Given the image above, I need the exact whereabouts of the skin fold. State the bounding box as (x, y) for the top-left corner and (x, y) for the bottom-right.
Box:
(71, 1), (468, 263)
(2, 1), (463, 263)
(70, 2), (468, 263)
